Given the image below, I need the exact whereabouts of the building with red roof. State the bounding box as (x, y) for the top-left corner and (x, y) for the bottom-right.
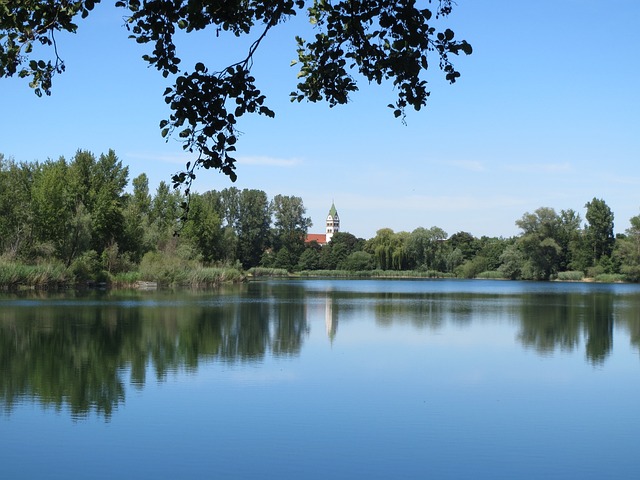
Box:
(305, 202), (340, 246)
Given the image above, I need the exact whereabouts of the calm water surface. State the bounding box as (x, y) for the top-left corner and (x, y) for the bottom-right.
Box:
(2, 279), (640, 479)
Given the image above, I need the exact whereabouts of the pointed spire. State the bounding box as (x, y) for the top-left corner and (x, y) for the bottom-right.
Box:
(328, 201), (338, 218)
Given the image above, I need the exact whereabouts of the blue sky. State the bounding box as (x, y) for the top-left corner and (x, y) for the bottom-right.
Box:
(2, 1), (639, 240)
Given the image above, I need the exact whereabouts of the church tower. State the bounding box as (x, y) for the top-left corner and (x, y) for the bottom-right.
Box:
(326, 202), (340, 243)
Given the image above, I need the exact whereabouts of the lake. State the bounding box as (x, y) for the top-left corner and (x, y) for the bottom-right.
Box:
(2, 278), (640, 479)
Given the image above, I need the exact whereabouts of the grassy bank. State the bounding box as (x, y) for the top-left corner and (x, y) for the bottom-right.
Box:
(2, 259), (634, 290)
(0, 259), (246, 290)
(0, 262), (75, 289)
(296, 269), (457, 279)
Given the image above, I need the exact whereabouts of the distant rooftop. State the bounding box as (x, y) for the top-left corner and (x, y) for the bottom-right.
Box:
(305, 233), (328, 245)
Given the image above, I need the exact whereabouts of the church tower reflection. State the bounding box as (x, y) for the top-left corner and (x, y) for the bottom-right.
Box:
(325, 293), (338, 344)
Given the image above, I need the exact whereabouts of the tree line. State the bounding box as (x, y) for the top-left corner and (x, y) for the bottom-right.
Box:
(1, 149), (640, 284)
(326, 202), (640, 282)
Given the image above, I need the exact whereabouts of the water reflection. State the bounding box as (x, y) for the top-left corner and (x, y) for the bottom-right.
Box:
(325, 293), (338, 343)
(515, 291), (618, 364)
(0, 284), (310, 419)
(1, 279), (640, 418)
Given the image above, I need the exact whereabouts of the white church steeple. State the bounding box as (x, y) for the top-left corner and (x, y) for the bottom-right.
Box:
(326, 202), (339, 243)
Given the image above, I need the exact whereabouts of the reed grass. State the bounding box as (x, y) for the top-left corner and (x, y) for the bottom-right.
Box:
(111, 271), (142, 285)
(248, 267), (290, 277)
(556, 271), (585, 281)
(138, 252), (192, 285)
(475, 271), (506, 280)
(0, 261), (72, 288)
(187, 267), (245, 286)
(593, 273), (625, 283)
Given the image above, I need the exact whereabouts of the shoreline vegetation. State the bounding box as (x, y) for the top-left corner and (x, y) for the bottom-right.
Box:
(2, 150), (639, 290)
(0, 260), (246, 291)
(0, 262), (628, 291)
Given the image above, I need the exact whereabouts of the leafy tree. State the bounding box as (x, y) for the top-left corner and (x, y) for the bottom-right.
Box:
(180, 191), (224, 263)
(365, 228), (409, 270)
(557, 209), (582, 271)
(270, 194), (312, 262)
(29, 157), (76, 261)
(342, 251), (375, 271)
(297, 246), (321, 271)
(510, 207), (580, 280)
(220, 225), (239, 264)
(320, 241), (348, 270)
(498, 243), (525, 280)
(330, 232), (365, 253)
(584, 197), (615, 267)
(67, 150), (96, 208)
(0, 157), (36, 259)
(236, 188), (270, 268)
(448, 231), (479, 260)
(366, 228), (391, 270)
(458, 236), (511, 279)
(521, 235), (562, 280)
(148, 180), (182, 250)
(406, 226), (448, 271)
(219, 187), (241, 229)
(613, 213), (640, 282)
(1, 1), (471, 185)
(457, 255), (491, 279)
(318, 231), (364, 270)
(89, 150), (129, 253)
(64, 202), (93, 267)
(131, 173), (152, 215)
(516, 207), (559, 238)
(121, 173), (152, 262)
(443, 247), (464, 273)
(273, 246), (294, 271)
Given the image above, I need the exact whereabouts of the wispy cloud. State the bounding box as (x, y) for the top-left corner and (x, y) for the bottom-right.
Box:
(237, 155), (302, 167)
(340, 193), (525, 213)
(448, 160), (485, 172)
(505, 162), (572, 174)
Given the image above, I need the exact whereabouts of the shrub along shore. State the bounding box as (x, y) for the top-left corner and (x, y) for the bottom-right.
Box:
(0, 260), (246, 290)
(1, 261), (627, 291)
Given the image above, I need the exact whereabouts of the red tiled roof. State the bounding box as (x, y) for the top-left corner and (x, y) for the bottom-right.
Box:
(305, 233), (327, 244)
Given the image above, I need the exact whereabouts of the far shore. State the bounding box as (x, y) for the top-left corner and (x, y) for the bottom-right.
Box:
(1, 263), (634, 292)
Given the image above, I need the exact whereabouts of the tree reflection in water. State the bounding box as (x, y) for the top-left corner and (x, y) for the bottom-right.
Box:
(517, 291), (618, 364)
(1, 280), (640, 418)
(0, 284), (310, 419)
